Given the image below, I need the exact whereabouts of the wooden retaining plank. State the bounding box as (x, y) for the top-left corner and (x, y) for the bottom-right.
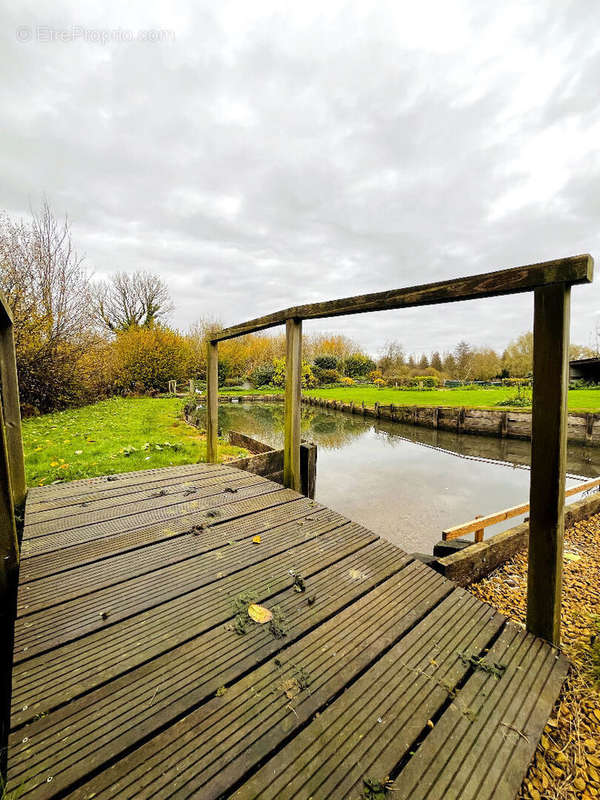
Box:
(10, 526), (384, 725)
(7, 544), (423, 798)
(394, 621), (568, 800)
(19, 489), (302, 581)
(53, 561), (449, 800)
(230, 592), (504, 800)
(17, 498), (324, 612)
(21, 482), (288, 557)
(13, 510), (356, 654)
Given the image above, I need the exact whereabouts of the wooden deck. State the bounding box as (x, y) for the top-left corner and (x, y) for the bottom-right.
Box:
(6, 463), (568, 800)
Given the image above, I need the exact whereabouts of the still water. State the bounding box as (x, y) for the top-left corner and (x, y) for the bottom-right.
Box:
(204, 402), (600, 553)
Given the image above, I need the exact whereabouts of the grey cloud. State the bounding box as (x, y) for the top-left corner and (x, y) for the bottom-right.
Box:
(1, 0), (599, 357)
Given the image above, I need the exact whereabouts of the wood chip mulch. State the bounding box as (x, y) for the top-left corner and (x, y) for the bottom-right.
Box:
(467, 514), (600, 800)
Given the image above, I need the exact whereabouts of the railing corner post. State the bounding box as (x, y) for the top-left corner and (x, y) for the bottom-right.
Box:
(284, 318), (302, 491)
(527, 283), (570, 646)
(206, 340), (219, 464)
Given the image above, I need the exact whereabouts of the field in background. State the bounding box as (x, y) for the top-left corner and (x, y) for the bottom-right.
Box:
(219, 385), (600, 411)
(22, 397), (246, 487)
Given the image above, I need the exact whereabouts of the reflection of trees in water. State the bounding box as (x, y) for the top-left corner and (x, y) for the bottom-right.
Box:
(194, 402), (600, 478)
(302, 408), (369, 450)
(195, 402), (370, 451)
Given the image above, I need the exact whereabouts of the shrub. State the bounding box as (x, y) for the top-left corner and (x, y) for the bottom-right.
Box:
(272, 357), (318, 389)
(303, 363), (318, 388)
(373, 378), (386, 388)
(369, 369), (384, 383)
(341, 376), (355, 386)
(319, 368), (341, 385)
(343, 354), (376, 378)
(313, 354), (339, 371)
(249, 362), (276, 387)
(218, 358), (233, 386)
(412, 375), (439, 388)
(113, 326), (191, 394)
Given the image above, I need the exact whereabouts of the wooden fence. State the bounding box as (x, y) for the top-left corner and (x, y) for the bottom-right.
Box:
(206, 254), (594, 645)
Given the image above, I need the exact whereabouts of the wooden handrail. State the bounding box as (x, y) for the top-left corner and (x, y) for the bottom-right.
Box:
(443, 475), (600, 541)
(210, 255), (592, 342)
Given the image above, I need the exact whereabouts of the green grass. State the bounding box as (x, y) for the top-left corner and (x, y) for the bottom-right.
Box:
(214, 384), (600, 410)
(302, 386), (600, 411)
(22, 397), (246, 487)
(218, 387), (283, 395)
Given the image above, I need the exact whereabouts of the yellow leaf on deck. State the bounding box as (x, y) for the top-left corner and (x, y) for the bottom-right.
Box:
(248, 604), (273, 624)
(252, 535), (261, 544)
(348, 568), (365, 580)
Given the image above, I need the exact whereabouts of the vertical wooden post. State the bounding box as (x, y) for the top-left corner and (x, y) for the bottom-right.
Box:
(0, 400), (18, 593)
(300, 441), (317, 499)
(474, 515), (484, 543)
(0, 321), (25, 506)
(284, 317), (302, 491)
(206, 340), (219, 464)
(527, 284), (570, 645)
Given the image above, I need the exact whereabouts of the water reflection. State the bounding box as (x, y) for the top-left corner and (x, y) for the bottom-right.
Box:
(198, 402), (600, 552)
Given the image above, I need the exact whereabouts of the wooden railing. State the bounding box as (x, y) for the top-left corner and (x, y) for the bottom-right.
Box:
(0, 290), (25, 776)
(0, 291), (25, 588)
(443, 476), (600, 542)
(206, 254), (594, 645)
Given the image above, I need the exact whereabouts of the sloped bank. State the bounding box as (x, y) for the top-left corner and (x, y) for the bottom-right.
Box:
(183, 400), (317, 499)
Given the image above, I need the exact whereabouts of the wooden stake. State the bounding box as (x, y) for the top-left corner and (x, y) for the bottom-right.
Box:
(284, 318), (302, 491)
(206, 341), (219, 464)
(527, 283), (570, 645)
(0, 324), (25, 506)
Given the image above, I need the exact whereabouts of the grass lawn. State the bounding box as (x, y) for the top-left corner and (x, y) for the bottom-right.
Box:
(216, 385), (600, 410)
(301, 386), (600, 411)
(218, 387), (283, 395)
(213, 385), (600, 411)
(22, 397), (247, 487)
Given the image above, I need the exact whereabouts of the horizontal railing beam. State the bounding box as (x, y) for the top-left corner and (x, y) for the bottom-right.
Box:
(442, 474), (600, 541)
(210, 254), (593, 341)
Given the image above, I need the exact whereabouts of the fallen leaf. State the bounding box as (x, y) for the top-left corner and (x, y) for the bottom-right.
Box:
(564, 551), (581, 562)
(252, 535), (261, 544)
(348, 568), (365, 580)
(248, 604), (273, 624)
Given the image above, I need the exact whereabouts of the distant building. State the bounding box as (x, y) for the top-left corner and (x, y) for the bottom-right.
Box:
(569, 357), (600, 383)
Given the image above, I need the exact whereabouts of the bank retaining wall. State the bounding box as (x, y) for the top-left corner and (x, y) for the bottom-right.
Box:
(215, 393), (600, 445)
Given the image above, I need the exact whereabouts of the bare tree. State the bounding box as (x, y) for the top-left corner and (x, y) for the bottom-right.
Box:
(95, 271), (173, 333)
(0, 198), (97, 411)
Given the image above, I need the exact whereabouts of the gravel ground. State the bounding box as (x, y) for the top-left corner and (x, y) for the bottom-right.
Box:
(468, 515), (600, 800)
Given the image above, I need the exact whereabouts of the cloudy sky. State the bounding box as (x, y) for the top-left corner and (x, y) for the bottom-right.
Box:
(2, 0), (599, 357)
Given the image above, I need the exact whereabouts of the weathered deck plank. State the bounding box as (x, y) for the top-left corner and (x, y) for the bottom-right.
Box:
(6, 463), (568, 800)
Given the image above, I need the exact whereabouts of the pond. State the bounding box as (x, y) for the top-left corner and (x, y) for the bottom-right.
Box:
(199, 402), (600, 553)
